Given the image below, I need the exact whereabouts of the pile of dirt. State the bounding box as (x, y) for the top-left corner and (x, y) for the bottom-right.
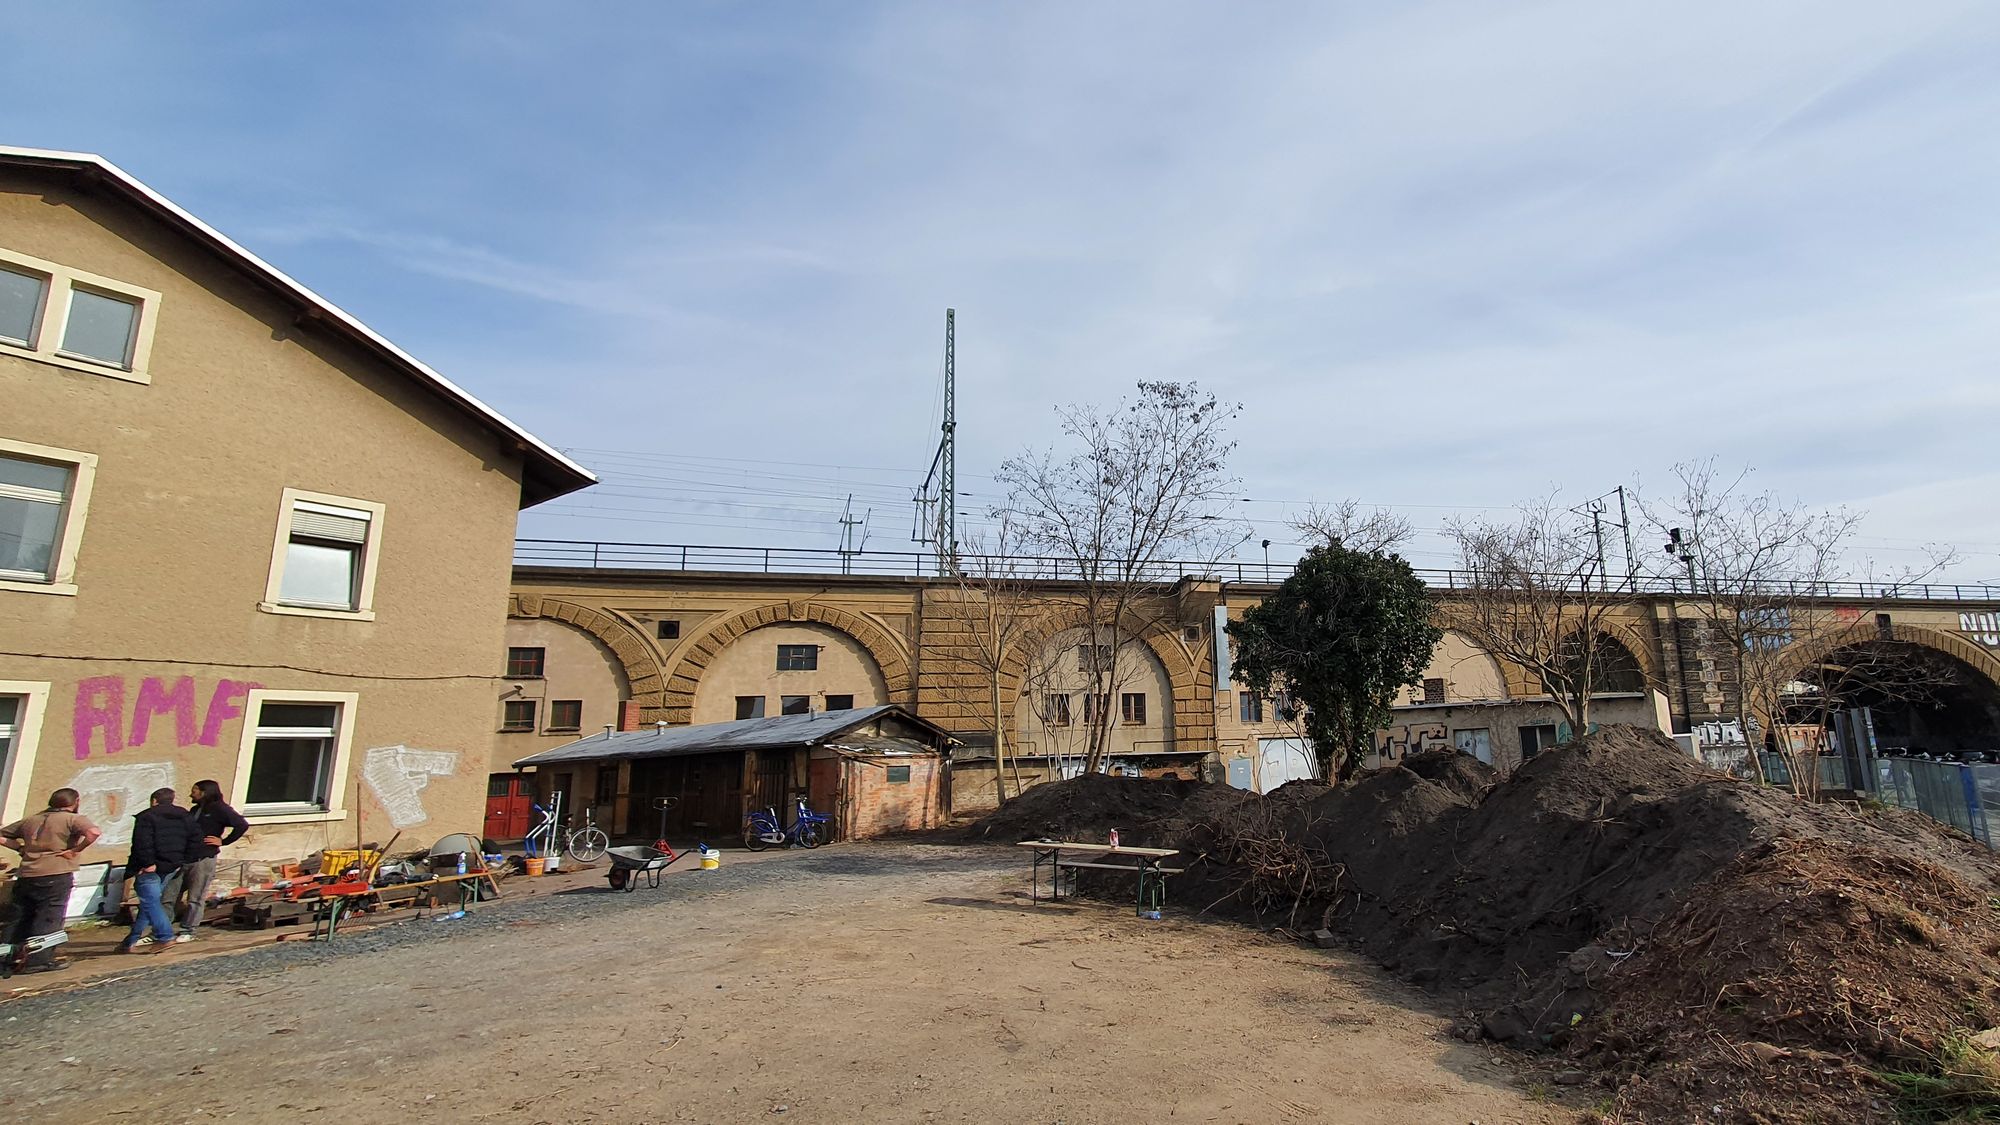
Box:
(954, 772), (1248, 847)
(970, 726), (2000, 1122)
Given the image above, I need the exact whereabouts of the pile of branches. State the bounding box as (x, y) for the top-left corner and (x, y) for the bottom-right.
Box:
(1188, 800), (1347, 928)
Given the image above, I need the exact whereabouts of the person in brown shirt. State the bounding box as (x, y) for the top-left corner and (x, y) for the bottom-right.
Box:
(1, 788), (103, 974)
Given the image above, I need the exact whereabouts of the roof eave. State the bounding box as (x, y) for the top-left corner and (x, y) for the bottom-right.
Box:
(0, 145), (597, 510)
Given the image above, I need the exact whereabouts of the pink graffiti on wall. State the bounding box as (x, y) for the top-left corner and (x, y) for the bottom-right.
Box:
(72, 676), (260, 760)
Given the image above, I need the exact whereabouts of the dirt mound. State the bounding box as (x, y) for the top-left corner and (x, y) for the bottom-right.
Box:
(1397, 748), (1498, 801)
(1585, 839), (2000, 1122)
(955, 772), (1243, 848)
(994, 725), (2000, 1122)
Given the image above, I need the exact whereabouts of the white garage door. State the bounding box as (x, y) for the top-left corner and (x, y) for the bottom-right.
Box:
(1256, 738), (1317, 792)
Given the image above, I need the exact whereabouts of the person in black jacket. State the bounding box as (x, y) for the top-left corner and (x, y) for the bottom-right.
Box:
(160, 780), (249, 943)
(119, 789), (199, 954)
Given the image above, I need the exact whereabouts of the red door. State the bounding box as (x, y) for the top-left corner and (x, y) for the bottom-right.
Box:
(483, 774), (538, 840)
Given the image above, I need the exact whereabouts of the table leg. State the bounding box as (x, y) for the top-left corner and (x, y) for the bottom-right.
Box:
(1136, 861), (1165, 918)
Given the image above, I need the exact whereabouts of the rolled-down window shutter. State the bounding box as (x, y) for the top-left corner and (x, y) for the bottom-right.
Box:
(291, 501), (371, 544)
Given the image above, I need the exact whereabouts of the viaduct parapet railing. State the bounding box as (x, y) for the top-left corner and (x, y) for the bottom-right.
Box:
(514, 539), (2000, 605)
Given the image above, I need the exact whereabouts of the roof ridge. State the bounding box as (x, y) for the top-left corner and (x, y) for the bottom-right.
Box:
(0, 145), (595, 507)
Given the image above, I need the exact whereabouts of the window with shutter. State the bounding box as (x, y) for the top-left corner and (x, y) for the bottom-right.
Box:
(264, 490), (385, 619)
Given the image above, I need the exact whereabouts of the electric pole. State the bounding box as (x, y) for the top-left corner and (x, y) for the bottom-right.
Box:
(1590, 504), (1608, 590)
(838, 494), (863, 575)
(913, 308), (958, 575)
(1617, 485), (1637, 585)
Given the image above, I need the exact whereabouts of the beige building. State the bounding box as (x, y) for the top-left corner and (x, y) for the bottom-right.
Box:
(0, 147), (592, 871)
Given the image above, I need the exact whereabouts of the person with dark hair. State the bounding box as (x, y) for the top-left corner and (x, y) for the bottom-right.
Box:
(0, 789), (101, 974)
(164, 779), (248, 942)
(120, 789), (198, 954)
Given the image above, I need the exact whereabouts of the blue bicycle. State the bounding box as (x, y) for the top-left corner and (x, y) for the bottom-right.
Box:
(744, 799), (831, 850)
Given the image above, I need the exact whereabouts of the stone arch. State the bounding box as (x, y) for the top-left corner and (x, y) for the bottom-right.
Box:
(1423, 631), (1511, 702)
(999, 604), (1211, 749)
(1597, 615), (1664, 687)
(509, 594), (668, 713)
(1489, 626), (1659, 700)
(1774, 621), (2000, 691)
(661, 601), (914, 725)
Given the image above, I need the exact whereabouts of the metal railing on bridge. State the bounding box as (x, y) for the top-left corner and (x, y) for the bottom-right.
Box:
(514, 539), (2000, 603)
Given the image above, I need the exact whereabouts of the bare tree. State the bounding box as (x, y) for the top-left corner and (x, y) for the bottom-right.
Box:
(1442, 492), (1639, 734)
(1639, 459), (1956, 797)
(932, 516), (1057, 804)
(995, 381), (1247, 773)
(1293, 499), (1414, 555)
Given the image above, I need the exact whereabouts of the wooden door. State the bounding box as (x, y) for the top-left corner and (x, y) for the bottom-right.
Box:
(483, 775), (538, 840)
(750, 750), (789, 816)
(808, 756), (842, 842)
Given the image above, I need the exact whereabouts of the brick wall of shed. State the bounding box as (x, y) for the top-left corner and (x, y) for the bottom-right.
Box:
(842, 756), (946, 837)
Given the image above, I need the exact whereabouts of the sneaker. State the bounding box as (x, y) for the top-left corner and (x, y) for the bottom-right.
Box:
(131, 936), (156, 947)
(172, 933), (195, 944)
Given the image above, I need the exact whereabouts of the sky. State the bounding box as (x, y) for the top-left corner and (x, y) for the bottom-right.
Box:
(9, 2), (2000, 581)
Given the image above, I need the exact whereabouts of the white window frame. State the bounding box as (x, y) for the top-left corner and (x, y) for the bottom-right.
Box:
(0, 681), (52, 825)
(0, 436), (98, 598)
(260, 487), (386, 621)
(0, 246), (161, 385)
(230, 688), (359, 825)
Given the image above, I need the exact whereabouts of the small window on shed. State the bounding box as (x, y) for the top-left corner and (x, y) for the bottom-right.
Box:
(780, 695), (811, 715)
(825, 694), (855, 711)
(1421, 678), (1446, 704)
(777, 644), (818, 671)
(885, 765), (912, 784)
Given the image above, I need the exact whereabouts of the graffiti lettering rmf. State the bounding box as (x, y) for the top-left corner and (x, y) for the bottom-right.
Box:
(72, 676), (259, 760)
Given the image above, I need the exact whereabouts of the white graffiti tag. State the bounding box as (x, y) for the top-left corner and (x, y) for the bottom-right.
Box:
(360, 745), (459, 829)
(66, 761), (178, 846)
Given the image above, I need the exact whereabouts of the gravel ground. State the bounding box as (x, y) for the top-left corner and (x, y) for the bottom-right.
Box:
(0, 842), (1570, 1124)
(2, 843), (1015, 1017)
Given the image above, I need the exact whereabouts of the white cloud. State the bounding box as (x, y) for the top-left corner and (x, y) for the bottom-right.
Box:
(12, 1), (1998, 578)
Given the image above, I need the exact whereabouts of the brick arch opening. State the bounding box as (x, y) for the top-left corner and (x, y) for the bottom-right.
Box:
(508, 594), (667, 713)
(998, 605), (1211, 750)
(661, 601), (914, 725)
(1771, 621), (2000, 754)
(1775, 621), (2000, 694)
(1491, 620), (1662, 700)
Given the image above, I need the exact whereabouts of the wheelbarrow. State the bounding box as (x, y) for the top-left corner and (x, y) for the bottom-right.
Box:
(604, 845), (685, 892)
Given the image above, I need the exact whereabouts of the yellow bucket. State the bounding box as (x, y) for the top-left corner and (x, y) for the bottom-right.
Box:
(524, 857), (546, 877)
(700, 851), (720, 871)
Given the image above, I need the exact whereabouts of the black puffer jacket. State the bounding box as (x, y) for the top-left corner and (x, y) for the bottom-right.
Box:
(127, 804), (201, 876)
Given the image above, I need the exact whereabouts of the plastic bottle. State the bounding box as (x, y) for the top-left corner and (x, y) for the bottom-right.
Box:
(1107, 828), (1120, 849)
(456, 851), (467, 876)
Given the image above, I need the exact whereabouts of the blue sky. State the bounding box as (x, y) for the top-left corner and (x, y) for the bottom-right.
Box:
(10, 2), (2000, 578)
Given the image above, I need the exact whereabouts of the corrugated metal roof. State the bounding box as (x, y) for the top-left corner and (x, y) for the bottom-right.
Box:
(510, 705), (949, 768)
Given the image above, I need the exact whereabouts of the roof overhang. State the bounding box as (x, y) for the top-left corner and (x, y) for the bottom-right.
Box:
(512, 705), (957, 770)
(0, 145), (596, 508)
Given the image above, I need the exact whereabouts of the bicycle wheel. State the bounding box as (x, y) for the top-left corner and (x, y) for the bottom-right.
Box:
(743, 823), (772, 851)
(798, 822), (825, 849)
(567, 827), (609, 863)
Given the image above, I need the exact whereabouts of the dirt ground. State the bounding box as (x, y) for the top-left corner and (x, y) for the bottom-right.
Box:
(0, 844), (1572, 1124)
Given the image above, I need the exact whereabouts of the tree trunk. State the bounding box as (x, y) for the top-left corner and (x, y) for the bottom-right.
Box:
(989, 667), (1009, 805)
(1733, 647), (1769, 785)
